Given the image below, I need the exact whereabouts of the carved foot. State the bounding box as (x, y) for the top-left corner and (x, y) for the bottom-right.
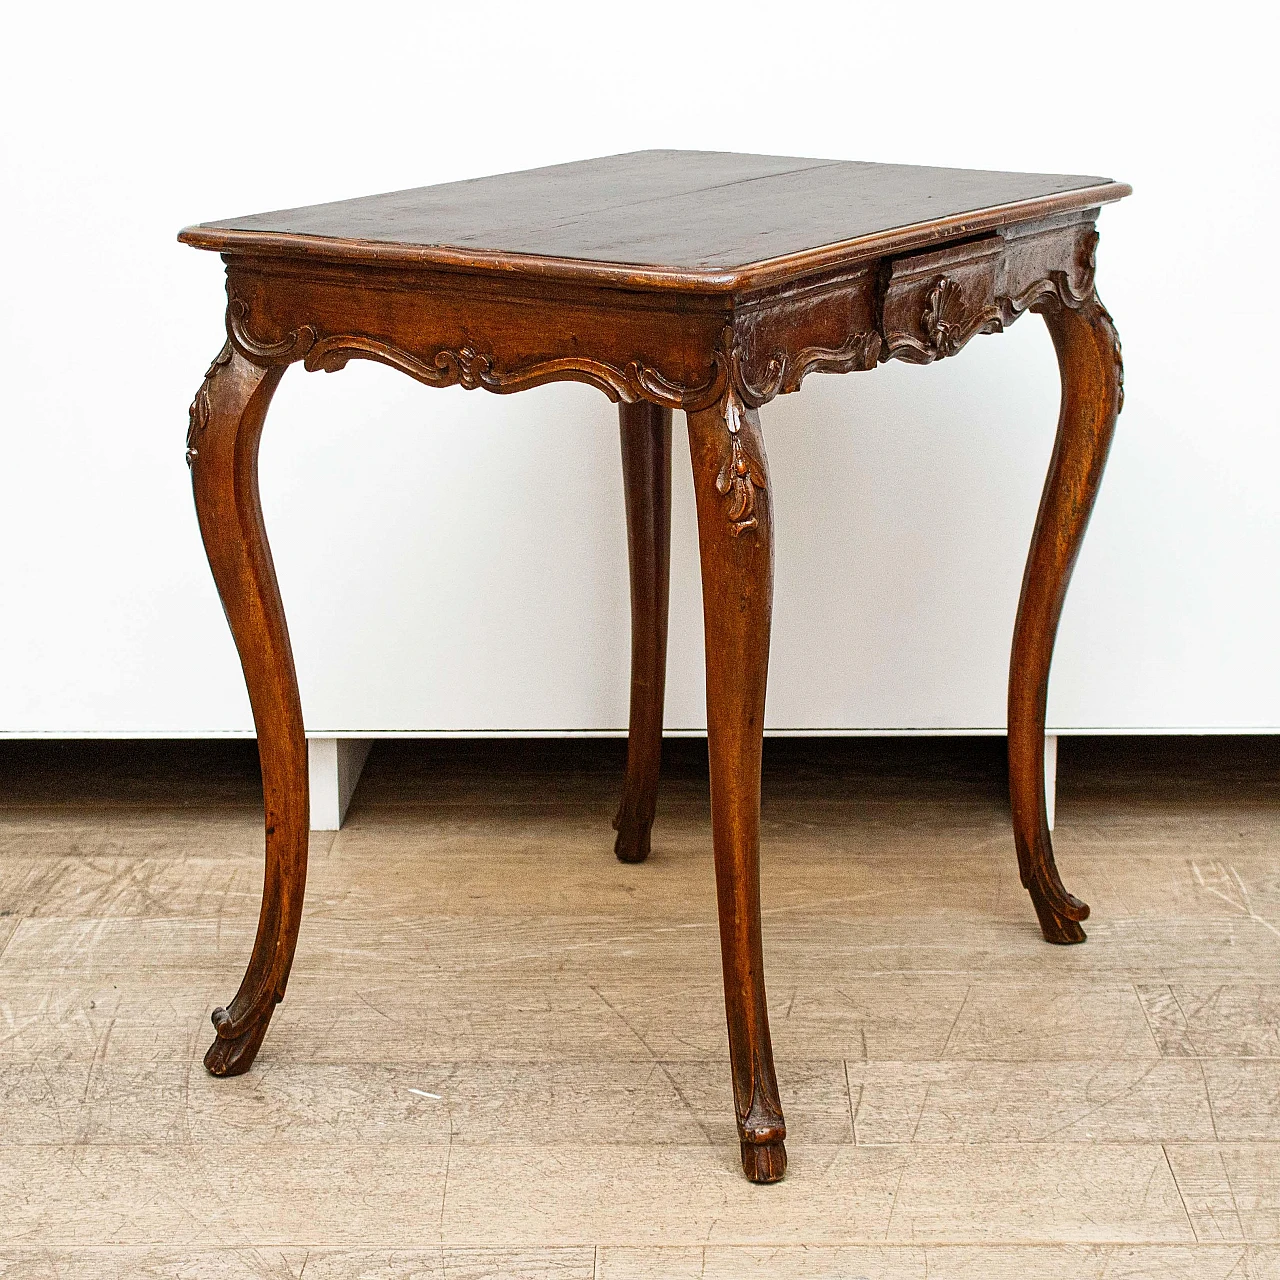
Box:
(1028, 880), (1089, 945)
(740, 1135), (788, 1184)
(203, 1003), (275, 1077)
(612, 805), (653, 864)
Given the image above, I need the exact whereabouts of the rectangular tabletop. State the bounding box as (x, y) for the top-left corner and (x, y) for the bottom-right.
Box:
(180, 150), (1130, 292)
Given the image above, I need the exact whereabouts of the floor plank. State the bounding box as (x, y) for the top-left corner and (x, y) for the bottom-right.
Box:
(597, 1244), (1263, 1279)
(1, 735), (1278, 1267)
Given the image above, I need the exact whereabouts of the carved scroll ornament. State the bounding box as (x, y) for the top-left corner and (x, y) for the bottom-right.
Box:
(224, 291), (880, 536)
(226, 286), (881, 406)
(301, 330), (734, 411)
(225, 290), (729, 411)
(889, 271), (1122, 413)
(1010, 230), (1123, 413)
(717, 325), (879, 535)
(715, 325), (880, 535)
(732, 328), (882, 405)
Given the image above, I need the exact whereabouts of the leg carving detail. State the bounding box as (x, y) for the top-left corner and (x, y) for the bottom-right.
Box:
(1010, 291), (1122, 944)
(613, 401), (673, 863)
(687, 397), (786, 1183)
(188, 341), (309, 1073)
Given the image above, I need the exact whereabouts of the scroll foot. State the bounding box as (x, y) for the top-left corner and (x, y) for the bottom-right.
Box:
(1028, 883), (1089, 945)
(612, 811), (652, 864)
(203, 1003), (275, 1077)
(740, 1136), (788, 1184)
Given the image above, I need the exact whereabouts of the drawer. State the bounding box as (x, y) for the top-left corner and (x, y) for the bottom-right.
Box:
(879, 218), (1099, 364)
(880, 236), (1004, 364)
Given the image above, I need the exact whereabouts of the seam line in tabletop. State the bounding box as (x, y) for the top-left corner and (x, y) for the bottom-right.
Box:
(198, 154), (844, 239)
(180, 159), (848, 287)
(180, 182), (1129, 293)
(503, 159), (847, 240)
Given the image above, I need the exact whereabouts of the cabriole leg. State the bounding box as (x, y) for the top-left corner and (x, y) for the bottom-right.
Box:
(687, 393), (786, 1183)
(1009, 292), (1123, 943)
(613, 400), (673, 863)
(186, 340), (309, 1073)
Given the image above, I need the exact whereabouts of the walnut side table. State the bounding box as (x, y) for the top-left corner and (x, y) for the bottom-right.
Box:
(179, 151), (1130, 1183)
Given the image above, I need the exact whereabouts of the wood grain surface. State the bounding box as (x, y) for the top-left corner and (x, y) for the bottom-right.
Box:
(179, 150), (1129, 290)
(1, 737), (1278, 1275)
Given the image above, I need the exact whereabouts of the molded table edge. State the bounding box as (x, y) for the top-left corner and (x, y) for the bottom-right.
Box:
(178, 182), (1132, 294)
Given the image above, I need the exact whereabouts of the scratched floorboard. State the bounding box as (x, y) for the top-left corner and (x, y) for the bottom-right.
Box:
(1, 736), (1278, 1278)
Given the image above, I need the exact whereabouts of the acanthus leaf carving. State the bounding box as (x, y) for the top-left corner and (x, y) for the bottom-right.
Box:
(714, 381), (767, 537)
(186, 339), (234, 467)
(1095, 295), (1125, 416)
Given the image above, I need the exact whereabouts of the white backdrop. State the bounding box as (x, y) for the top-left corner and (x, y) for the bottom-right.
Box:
(2, 2), (1277, 737)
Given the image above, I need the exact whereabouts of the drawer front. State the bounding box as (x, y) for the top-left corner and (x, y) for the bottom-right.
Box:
(880, 218), (1098, 364)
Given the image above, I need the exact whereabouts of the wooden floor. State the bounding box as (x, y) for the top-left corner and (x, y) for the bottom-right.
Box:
(2, 735), (1279, 1278)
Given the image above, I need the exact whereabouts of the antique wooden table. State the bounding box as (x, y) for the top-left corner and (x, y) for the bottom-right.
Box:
(180, 150), (1129, 1183)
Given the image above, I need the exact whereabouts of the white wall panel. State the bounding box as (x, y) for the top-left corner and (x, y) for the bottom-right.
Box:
(1, 2), (1276, 735)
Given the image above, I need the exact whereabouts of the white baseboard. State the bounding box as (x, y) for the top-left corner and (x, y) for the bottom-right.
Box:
(301, 732), (1058, 834)
(308, 738), (373, 831)
(1044, 732), (1058, 833)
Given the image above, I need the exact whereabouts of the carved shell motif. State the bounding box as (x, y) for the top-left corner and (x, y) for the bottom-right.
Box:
(186, 340), (234, 466)
(715, 387), (767, 536)
(921, 277), (967, 359)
